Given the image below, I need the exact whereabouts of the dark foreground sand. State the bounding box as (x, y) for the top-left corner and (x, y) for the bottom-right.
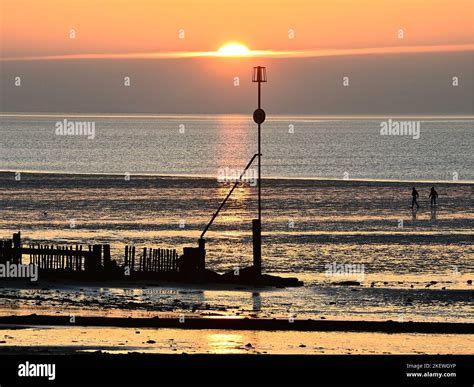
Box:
(0, 314), (472, 334)
(0, 324), (472, 355)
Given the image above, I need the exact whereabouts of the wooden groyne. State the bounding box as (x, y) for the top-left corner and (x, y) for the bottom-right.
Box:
(128, 246), (179, 273)
(0, 232), (303, 287)
(0, 232), (181, 281)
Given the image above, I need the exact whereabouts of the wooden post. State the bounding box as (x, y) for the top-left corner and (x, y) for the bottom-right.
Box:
(131, 246), (135, 272)
(80, 245), (84, 271)
(49, 245), (53, 269)
(94, 245), (102, 271)
(12, 232), (21, 264)
(77, 245), (82, 271)
(103, 244), (111, 269)
(6, 240), (12, 262)
(74, 246), (77, 271)
(85, 245), (102, 273)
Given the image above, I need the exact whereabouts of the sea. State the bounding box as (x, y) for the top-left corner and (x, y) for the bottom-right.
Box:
(0, 114), (472, 324)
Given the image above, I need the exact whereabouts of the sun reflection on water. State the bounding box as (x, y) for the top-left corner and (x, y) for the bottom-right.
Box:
(206, 333), (244, 354)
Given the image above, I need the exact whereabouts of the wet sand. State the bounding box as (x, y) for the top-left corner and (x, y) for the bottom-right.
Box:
(1, 277), (473, 324)
(1, 173), (473, 356)
(0, 325), (472, 355)
(1, 314), (472, 355)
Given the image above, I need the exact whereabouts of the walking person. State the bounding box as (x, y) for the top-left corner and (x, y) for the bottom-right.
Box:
(411, 187), (420, 209)
(429, 187), (438, 207)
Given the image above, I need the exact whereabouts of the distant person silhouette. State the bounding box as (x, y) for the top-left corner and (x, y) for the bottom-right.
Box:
(411, 187), (420, 209)
(429, 187), (438, 207)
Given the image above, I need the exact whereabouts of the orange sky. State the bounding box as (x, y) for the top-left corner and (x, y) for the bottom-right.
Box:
(2, 0), (473, 58)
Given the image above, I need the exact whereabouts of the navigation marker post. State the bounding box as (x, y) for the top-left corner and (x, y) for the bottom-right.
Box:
(252, 66), (267, 277)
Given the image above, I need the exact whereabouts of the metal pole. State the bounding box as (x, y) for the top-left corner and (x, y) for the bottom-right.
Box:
(250, 67), (267, 277)
(200, 153), (260, 239)
(254, 79), (262, 277)
(258, 82), (261, 221)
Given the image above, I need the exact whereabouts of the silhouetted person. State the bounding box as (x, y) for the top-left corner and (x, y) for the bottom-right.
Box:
(429, 187), (438, 207)
(411, 187), (419, 209)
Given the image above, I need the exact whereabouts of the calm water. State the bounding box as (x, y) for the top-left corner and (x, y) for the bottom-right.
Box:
(0, 115), (473, 323)
(1, 115), (473, 181)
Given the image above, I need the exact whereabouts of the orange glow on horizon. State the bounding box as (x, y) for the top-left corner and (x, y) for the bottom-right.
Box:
(1, 43), (473, 62)
(1, 0), (472, 59)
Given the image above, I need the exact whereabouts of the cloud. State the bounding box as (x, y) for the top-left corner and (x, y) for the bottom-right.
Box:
(2, 44), (473, 62)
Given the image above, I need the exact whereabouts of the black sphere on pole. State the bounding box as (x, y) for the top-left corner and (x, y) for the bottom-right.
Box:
(253, 108), (266, 124)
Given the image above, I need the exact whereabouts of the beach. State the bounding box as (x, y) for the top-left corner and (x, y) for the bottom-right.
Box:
(1, 1), (473, 382)
(0, 171), (473, 354)
(1, 325), (472, 355)
(0, 115), (473, 355)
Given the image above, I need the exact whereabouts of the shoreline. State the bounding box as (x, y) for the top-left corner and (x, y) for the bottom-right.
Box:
(1, 170), (473, 185)
(0, 314), (472, 334)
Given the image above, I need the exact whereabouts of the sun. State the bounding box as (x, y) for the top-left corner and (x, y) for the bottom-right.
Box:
(217, 43), (251, 57)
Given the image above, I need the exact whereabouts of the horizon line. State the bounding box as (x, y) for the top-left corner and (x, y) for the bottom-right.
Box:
(1, 113), (474, 120)
(2, 43), (473, 62)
